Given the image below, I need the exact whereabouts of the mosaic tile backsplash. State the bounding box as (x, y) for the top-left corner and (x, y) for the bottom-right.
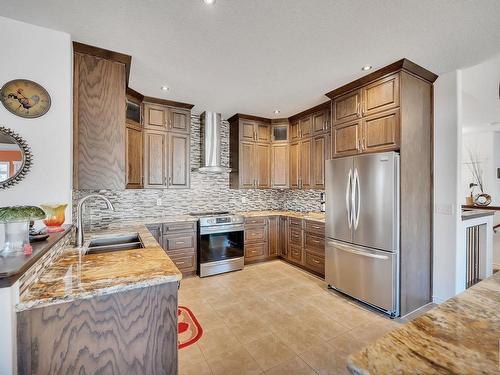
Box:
(74, 115), (323, 230)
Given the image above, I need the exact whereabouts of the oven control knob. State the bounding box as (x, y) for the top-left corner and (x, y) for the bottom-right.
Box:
(209, 219), (215, 224)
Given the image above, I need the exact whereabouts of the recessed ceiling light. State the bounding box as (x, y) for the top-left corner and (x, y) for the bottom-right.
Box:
(361, 65), (373, 71)
(161, 85), (170, 91)
(203, 0), (216, 4)
(274, 109), (281, 114)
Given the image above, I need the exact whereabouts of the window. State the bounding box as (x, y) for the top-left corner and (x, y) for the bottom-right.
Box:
(0, 162), (9, 182)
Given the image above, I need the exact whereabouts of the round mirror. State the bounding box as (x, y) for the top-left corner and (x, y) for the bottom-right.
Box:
(0, 126), (32, 189)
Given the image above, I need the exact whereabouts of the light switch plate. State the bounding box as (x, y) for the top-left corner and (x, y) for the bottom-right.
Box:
(241, 197), (247, 204)
(156, 198), (162, 206)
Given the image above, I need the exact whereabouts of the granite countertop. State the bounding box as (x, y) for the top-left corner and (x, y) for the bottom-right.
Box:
(0, 225), (72, 288)
(237, 210), (326, 223)
(17, 224), (182, 312)
(347, 271), (500, 374)
(108, 215), (198, 228)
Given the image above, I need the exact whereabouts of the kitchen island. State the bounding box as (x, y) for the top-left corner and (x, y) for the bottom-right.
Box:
(347, 271), (500, 374)
(16, 224), (182, 375)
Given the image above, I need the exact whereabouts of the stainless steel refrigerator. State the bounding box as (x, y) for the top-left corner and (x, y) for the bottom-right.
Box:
(325, 151), (400, 317)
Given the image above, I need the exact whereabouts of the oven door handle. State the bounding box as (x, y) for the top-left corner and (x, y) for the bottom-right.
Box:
(200, 224), (245, 235)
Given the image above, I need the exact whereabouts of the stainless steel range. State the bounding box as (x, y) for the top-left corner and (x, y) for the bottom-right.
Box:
(190, 211), (245, 277)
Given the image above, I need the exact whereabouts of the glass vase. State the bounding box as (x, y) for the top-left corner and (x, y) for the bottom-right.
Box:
(0, 220), (30, 254)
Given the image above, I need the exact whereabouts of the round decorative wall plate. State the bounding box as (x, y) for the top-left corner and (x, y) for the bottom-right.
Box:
(0, 79), (51, 118)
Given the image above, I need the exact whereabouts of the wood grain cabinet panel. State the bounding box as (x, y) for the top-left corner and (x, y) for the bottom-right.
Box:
(245, 226), (268, 244)
(299, 115), (312, 138)
(73, 52), (126, 190)
(289, 121), (300, 141)
(257, 122), (271, 143)
(289, 245), (303, 264)
(168, 133), (190, 188)
(362, 108), (400, 152)
(271, 144), (289, 188)
(289, 227), (303, 247)
(279, 216), (289, 258)
(240, 120), (256, 141)
(289, 142), (300, 188)
(299, 138), (312, 189)
(362, 74), (400, 117)
(312, 110), (328, 134)
(169, 108), (190, 133)
(256, 143), (271, 188)
(17, 283), (178, 375)
(304, 251), (325, 275)
(162, 233), (195, 251)
(126, 123), (143, 189)
(268, 216), (279, 257)
(245, 217), (267, 226)
(168, 251), (196, 273)
(143, 103), (168, 130)
(239, 141), (255, 188)
(304, 232), (325, 255)
(144, 129), (167, 188)
(333, 90), (361, 125)
(312, 134), (327, 189)
(332, 120), (361, 157)
(304, 220), (325, 236)
(245, 243), (267, 260)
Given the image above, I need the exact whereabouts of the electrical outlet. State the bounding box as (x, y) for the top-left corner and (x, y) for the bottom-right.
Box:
(241, 197), (247, 204)
(156, 198), (162, 206)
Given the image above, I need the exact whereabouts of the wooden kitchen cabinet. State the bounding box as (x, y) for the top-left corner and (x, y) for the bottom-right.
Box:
(312, 109), (329, 134)
(73, 49), (127, 190)
(289, 121), (300, 141)
(333, 89), (362, 125)
(299, 138), (312, 189)
(279, 216), (289, 258)
(169, 108), (190, 133)
(255, 143), (271, 188)
(299, 115), (312, 138)
(362, 74), (400, 117)
(168, 133), (190, 188)
(144, 129), (167, 188)
(271, 144), (289, 188)
(125, 122), (143, 189)
(143, 103), (169, 130)
(330, 73), (401, 158)
(312, 134), (328, 189)
(161, 221), (197, 275)
(331, 119), (362, 158)
(289, 142), (300, 189)
(229, 115), (272, 189)
(268, 216), (279, 257)
(244, 216), (269, 263)
(362, 108), (400, 153)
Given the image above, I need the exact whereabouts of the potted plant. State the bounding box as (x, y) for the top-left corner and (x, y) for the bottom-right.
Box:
(0, 206), (45, 254)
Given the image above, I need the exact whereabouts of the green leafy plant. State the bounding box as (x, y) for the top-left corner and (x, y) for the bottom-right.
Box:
(0, 206), (46, 223)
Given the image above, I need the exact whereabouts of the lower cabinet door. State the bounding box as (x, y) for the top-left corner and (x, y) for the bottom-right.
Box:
(168, 249), (196, 273)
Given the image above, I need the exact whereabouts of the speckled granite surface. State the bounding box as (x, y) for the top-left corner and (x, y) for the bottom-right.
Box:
(238, 210), (325, 223)
(17, 225), (182, 312)
(347, 271), (500, 374)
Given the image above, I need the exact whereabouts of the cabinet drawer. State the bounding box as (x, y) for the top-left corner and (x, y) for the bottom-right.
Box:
(289, 217), (303, 229)
(245, 226), (268, 244)
(305, 251), (325, 274)
(362, 74), (400, 117)
(244, 217), (267, 226)
(245, 243), (267, 259)
(163, 233), (195, 251)
(289, 227), (303, 246)
(289, 245), (302, 263)
(305, 220), (325, 236)
(304, 232), (325, 253)
(169, 252), (196, 272)
(163, 222), (196, 233)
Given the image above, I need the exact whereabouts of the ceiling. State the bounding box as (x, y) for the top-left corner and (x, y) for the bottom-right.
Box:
(2, 0), (500, 118)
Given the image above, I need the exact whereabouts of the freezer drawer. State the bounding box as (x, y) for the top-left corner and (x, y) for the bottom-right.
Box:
(325, 239), (399, 315)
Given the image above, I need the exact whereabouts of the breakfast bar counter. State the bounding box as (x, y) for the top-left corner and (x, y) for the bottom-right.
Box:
(17, 224), (182, 312)
(347, 271), (500, 374)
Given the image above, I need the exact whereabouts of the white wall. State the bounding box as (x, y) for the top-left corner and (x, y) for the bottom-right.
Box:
(433, 70), (463, 303)
(0, 16), (72, 375)
(0, 16), (72, 222)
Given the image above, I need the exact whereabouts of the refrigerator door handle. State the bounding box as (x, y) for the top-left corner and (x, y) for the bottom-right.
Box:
(345, 169), (353, 229)
(327, 241), (389, 260)
(353, 168), (361, 230)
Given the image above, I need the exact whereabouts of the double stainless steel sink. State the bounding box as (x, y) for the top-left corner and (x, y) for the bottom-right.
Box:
(85, 234), (144, 255)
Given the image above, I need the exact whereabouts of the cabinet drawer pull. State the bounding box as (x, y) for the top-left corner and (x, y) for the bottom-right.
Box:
(312, 258), (320, 264)
(175, 241), (186, 244)
(176, 261), (185, 265)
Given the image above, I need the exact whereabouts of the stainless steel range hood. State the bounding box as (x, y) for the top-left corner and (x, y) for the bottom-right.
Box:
(197, 111), (230, 173)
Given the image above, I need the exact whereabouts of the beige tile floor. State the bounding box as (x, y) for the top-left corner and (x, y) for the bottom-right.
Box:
(178, 260), (404, 375)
